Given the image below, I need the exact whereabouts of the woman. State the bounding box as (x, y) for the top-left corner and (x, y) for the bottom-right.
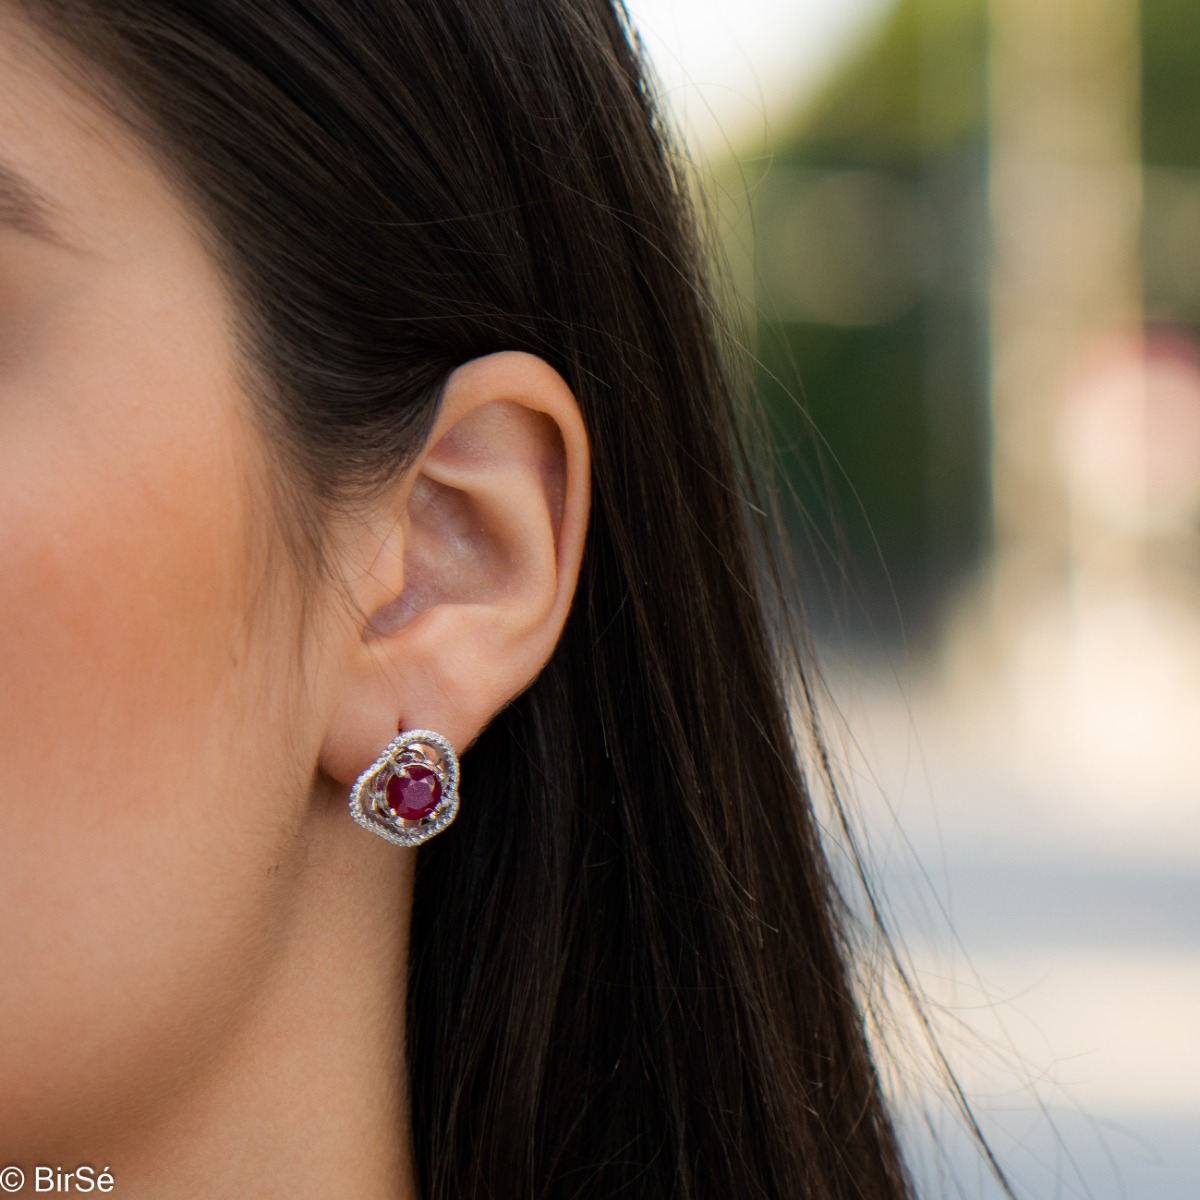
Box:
(0, 1), (920, 1196)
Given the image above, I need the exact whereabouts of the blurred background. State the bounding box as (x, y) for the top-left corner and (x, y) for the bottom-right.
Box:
(625, 0), (1200, 1195)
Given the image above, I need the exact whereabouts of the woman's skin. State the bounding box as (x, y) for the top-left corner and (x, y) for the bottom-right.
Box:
(0, 9), (590, 1197)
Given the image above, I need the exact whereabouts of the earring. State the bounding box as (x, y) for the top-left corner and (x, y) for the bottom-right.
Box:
(348, 727), (460, 847)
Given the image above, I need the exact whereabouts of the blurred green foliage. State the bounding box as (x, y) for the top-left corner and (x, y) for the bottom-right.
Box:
(754, 0), (989, 643)
(1143, 0), (1200, 167)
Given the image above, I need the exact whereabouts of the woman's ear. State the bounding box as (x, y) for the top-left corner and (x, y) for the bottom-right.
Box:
(319, 351), (590, 786)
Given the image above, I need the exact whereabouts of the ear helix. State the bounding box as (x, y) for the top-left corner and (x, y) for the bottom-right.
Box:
(348, 727), (460, 847)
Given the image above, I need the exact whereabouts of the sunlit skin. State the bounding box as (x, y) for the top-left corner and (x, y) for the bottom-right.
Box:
(0, 9), (589, 1197)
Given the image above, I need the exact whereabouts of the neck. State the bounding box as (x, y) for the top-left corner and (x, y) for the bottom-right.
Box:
(101, 799), (418, 1200)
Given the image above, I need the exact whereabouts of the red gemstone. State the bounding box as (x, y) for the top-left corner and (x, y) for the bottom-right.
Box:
(386, 764), (441, 821)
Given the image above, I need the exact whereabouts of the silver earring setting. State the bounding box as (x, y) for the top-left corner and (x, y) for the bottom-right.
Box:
(349, 728), (459, 846)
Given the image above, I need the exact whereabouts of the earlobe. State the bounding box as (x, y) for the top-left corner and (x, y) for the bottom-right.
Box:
(319, 351), (589, 790)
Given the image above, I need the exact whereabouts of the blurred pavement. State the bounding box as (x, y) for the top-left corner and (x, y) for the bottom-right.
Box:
(822, 612), (1200, 1198)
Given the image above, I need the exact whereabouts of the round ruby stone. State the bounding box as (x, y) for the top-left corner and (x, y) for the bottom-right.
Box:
(386, 764), (441, 821)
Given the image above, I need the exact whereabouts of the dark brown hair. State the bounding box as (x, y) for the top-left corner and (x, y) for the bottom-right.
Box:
(21, 2), (919, 1196)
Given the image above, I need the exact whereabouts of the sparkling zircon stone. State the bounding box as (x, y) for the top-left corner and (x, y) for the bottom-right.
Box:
(386, 764), (441, 821)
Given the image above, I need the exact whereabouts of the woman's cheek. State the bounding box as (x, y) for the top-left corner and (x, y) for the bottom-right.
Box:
(0, 263), (307, 1153)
